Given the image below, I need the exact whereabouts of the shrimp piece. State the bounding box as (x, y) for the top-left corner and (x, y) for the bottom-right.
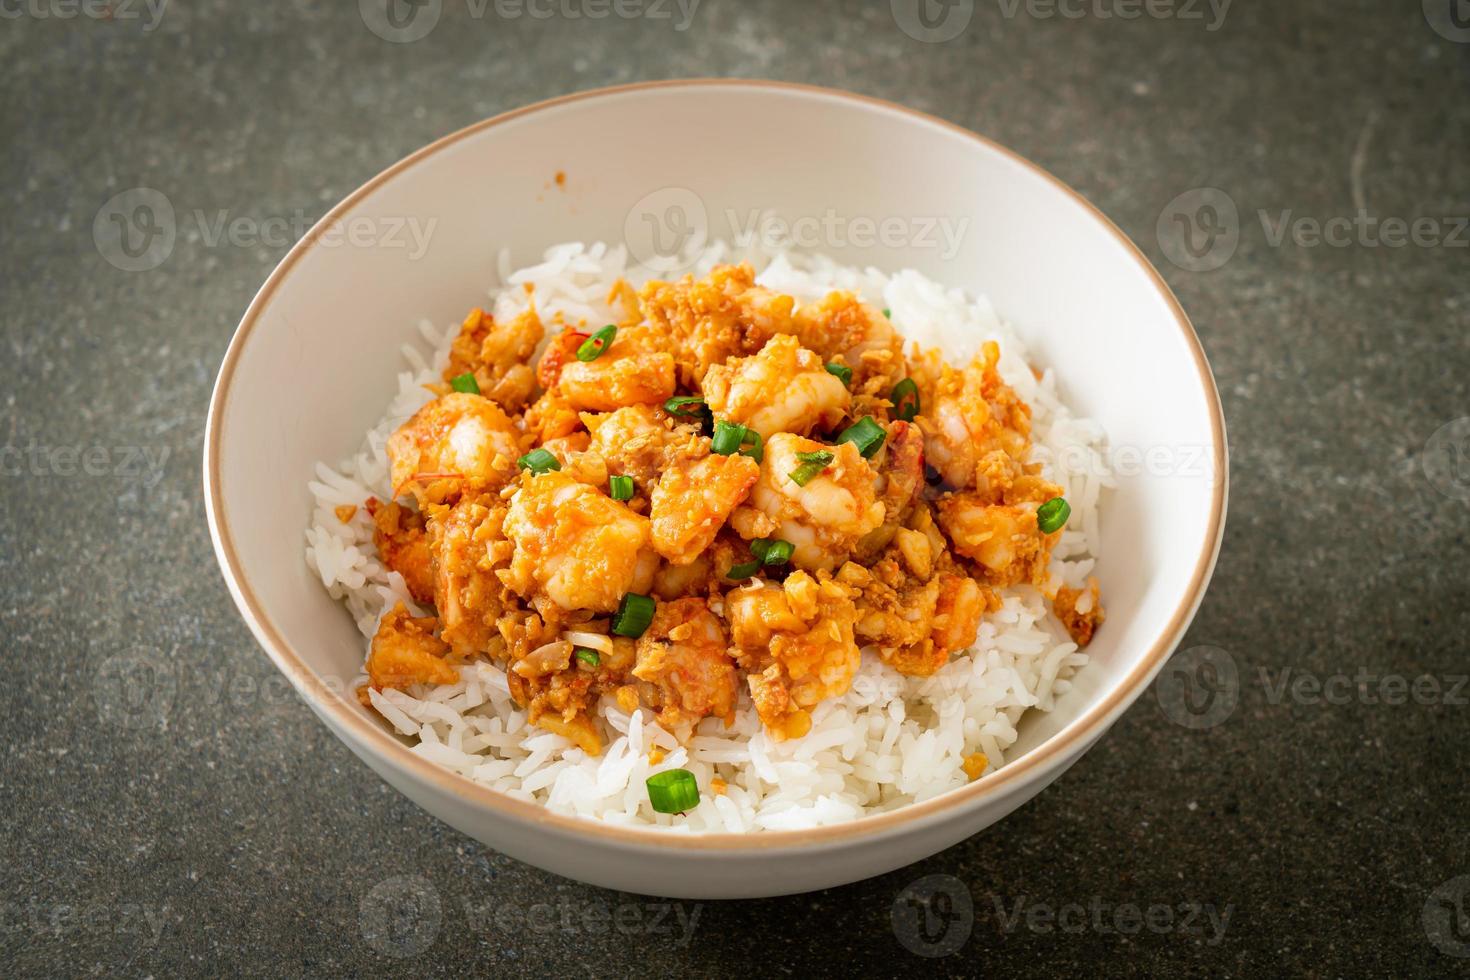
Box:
(1053, 578), (1104, 647)
(917, 340), (1033, 493)
(387, 392), (524, 506)
(523, 389), (583, 444)
(365, 604), (459, 692)
(649, 451), (761, 564)
(633, 597), (739, 730)
(793, 292), (904, 389)
(502, 471), (654, 612)
(444, 307), (543, 413)
(936, 494), (1053, 587)
(427, 495), (512, 658)
(365, 499), (435, 606)
(700, 334), (850, 440)
(556, 326), (675, 412)
(730, 433), (884, 572)
(584, 404), (701, 489)
(638, 263), (797, 387)
(726, 571), (861, 740)
(855, 419), (926, 559)
(536, 326), (588, 390)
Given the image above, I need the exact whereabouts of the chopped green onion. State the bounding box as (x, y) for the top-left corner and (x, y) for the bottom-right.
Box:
(835, 417), (886, 459)
(824, 362), (852, 387)
(739, 428), (763, 464)
(663, 395), (706, 419)
(576, 324), (617, 362)
(750, 538), (794, 566)
(517, 448), (561, 475)
(646, 768), (699, 814)
(450, 372), (480, 395)
(1037, 497), (1071, 534)
(611, 592), (655, 638)
(882, 308), (891, 318)
(574, 647), (601, 668)
(711, 420), (746, 456)
(891, 378), (920, 422)
(789, 450), (834, 487)
(608, 474), (635, 501)
(726, 560), (761, 580)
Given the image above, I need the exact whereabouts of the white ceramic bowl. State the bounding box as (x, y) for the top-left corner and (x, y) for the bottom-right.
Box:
(205, 80), (1226, 899)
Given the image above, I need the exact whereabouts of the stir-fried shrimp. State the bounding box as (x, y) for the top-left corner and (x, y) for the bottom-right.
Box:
(445, 307), (544, 413)
(366, 499), (435, 605)
(633, 598), (739, 730)
(638, 263), (797, 387)
(428, 495), (512, 658)
(555, 325), (676, 412)
(732, 434), (884, 571)
(650, 451), (761, 565)
(700, 334), (850, 440)
(726, 572), (861, 740)
(793, 292), (904, 389)
(502, 471), (655, 613)
(915, 340), (1032, 493)
(584, 404), (700, 489)
(856, 419), (926, 559)
(364, 604), (459, 694)
(387, 392), (525, 505)
(936, 495), (1052, 587)
(359, 263), (1101, 754)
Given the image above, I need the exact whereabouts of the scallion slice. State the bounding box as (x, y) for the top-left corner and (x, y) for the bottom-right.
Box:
(882, 308), (891, 318)
(576, 324), (617, 362)
(750, 538), (794, 566)
(891, 378), (920, 422)
(663, 395), (706, 419)
(450, 372), (480, 395)
(611, 592), (655, 638)
(725, 560), (761, 580)
(1037, 497), (1071, 534)
(711, 420), (746, 456)
(789, 450), (834, 487)
(835, 417), (886, 459)
(739, 428), (763, 464)
(517, 448), (560, 475)
(607, 474), (635, 501)
(824, 362), (852, 387)
(575, 648), (601, 668)
(646, 768), (699, 814)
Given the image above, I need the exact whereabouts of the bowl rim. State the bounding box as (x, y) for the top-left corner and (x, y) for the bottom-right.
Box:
(204, 78), (1228, 853)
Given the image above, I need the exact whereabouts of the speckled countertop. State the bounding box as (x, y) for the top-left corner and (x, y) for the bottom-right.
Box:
(3, 1), (1468, 975)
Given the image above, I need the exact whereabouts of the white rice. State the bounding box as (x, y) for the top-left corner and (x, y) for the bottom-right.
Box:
(304, 240), (1112, 832)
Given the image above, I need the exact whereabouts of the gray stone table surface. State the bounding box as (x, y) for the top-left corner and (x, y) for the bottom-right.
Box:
(3, 0), (1467, 975)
